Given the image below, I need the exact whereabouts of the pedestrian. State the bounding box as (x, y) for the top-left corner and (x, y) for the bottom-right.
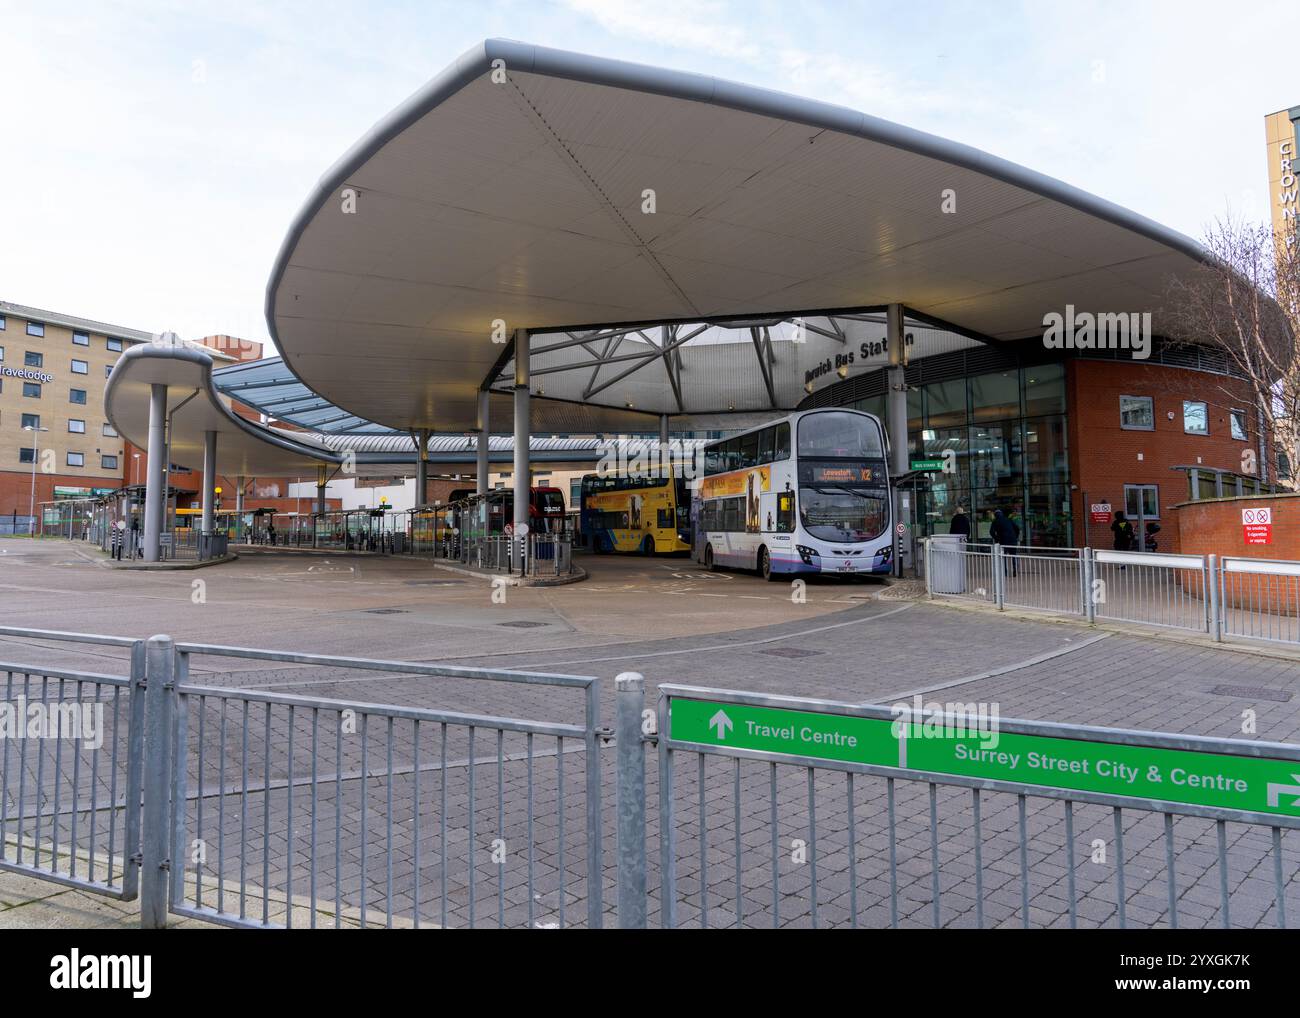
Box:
(948, 505), (971, 537)
(268, 520), (276, 546)
(990, 508), (1019, 576)
(1144, 519), (1161, 553)
(1110, 510), (1134, 569)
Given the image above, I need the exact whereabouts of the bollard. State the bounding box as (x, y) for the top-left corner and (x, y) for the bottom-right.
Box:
(992, 544), (1006, 610)
(140, 635), (175, 928)
(1083, 547), (1097, 625)
(1208, 554), (1222, 642)
(615, 672), (647, 929)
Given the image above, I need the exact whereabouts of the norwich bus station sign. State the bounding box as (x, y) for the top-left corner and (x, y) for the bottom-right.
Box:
(667, 693), (1300, 821)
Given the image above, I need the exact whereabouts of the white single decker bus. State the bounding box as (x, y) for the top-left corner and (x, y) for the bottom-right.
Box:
(696, 408), (893, 580)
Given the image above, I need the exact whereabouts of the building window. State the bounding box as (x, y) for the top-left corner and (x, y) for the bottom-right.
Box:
(21, 413), (39, 430)
(26, 321), (44, 337)
(19, 448), (35, 464)
(24, 351), (43, 368)
(107, 337), (123, 352)
(1119, 395), (1153, 430)
(71, 359), (88, 375)
(1230, 409), (1248, 442)
(0, 315), (6, 330)
(68, 419), (86, 434)
(0, 345), (4, 360)
(73, 331), (90, 346)
(1124, 484), (1159, 520)
(67, 452), (85, 467)
(101, 455), (119, 470)
(1183, 400), (1208, 435)
(23, 382), (41, 398)
(102, 422), (118, 437)
(70, 388), (87, 405)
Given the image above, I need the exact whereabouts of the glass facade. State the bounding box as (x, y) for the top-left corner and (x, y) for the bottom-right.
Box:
(849, 362), (1072, 547)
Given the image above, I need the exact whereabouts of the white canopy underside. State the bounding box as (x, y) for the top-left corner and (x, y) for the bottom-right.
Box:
(268, 40), (1206, 434)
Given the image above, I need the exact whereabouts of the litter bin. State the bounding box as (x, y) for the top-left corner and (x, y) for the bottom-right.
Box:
(930, 535), (967, 594)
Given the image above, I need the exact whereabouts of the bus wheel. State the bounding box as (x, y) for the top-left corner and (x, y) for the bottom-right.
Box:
(704, 544), (716, 571)
(759, 546), (775, 582)
(642, 536), (655, 556)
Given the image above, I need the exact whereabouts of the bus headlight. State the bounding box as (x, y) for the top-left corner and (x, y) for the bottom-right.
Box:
(796, 545), (817, 564)
(878, 545), (892, 562)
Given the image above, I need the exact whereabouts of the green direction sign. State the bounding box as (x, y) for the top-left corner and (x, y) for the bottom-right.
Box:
(909, 458), (944, 472)
(669, 697), (1300, 819)
(670, 698), (898, 768)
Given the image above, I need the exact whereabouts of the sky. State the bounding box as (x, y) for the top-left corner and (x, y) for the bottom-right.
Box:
(1, 0), (1297, 348)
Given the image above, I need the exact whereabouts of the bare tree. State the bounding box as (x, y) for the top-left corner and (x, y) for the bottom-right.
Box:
(1165, 215), (1300, 489)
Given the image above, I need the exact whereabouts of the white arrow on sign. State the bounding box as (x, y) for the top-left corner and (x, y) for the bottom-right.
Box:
(1266, 774), (1300, 808)
(708, 710), (734, 740)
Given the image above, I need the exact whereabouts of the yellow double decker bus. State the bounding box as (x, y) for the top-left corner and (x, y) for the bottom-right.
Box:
(580, 472), (691, 555)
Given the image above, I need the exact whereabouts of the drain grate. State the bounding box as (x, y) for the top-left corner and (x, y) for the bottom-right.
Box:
(405, 580), (464, 586)
(1209, 684), (1292, 702)
(364, 608), (410, 615)
(498, 620), (548, 629)
(757, 647), (823, 659)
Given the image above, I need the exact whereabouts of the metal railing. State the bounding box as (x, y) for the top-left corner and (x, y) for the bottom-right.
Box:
(157, 639), (603, 929)
(0, 627), (145, 901)
(1219, 557), (1300, 645)
(1090, 549), (1210, 632)
(620, 681), (1299, 929)
(925, 540), (1300, 645)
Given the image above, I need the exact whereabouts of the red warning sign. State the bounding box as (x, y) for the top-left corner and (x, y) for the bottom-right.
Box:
(1241, 507), (1272, 546)
(1089, 503), (1111, 525)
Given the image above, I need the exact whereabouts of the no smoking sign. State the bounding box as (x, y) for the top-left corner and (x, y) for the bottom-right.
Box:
(1241, 507), (1272, 546)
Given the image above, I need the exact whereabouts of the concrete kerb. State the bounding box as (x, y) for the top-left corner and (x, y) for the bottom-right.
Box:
(62, 542), (239, 570)
(429, 560), (588, 586)
(1, 832), (418, 930)
(923, 590), (1300, 665)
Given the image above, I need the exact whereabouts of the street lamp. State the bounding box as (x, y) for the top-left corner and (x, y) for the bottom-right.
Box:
(23, 424), (50, 537)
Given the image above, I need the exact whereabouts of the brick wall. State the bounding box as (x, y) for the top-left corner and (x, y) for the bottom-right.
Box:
(1067, 360), (1260, 552)
(1174, 493), (1300, 612)
(1174, 494), (1300, 561)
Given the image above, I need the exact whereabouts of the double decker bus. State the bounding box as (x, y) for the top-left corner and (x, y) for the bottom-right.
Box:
(580, 471), (691, 554)
(696, 408), (892, 580)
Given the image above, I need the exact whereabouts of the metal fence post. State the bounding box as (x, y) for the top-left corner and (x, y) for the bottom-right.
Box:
(170, 651), (190, 909)
(993, 544), (1005, 610)
(1208, 554), (1222, 642)
(584, 681), (604, 929)
(615, 672), (647, 929)
(1084, 547), (1097, 625)
(140, 634), (175, 928)
(120, 640), (148, 900)
(923, 538), (933, 599)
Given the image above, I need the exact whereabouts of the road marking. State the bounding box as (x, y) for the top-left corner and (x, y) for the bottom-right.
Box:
(880, 632), (1112, 703)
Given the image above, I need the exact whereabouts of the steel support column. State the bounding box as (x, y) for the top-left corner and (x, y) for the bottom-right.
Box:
(316, 464), (327, 517)
(513, 330), (531, 574)
(415, 428), (430, 507)
(143, 383), (167, 562)
(201, 430), (217, 536)
(476, 390), (490, 496)
(886, 303), (910, 576)
(513, 331), (530, 541)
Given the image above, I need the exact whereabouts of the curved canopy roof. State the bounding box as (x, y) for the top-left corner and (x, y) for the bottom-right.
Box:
(267, 38), (1208, 434)
(106, 341), (341, 477)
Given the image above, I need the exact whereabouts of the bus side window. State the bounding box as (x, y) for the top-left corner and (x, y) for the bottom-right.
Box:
(777, 492), (795, 533)
(773, 423), (791, 461)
